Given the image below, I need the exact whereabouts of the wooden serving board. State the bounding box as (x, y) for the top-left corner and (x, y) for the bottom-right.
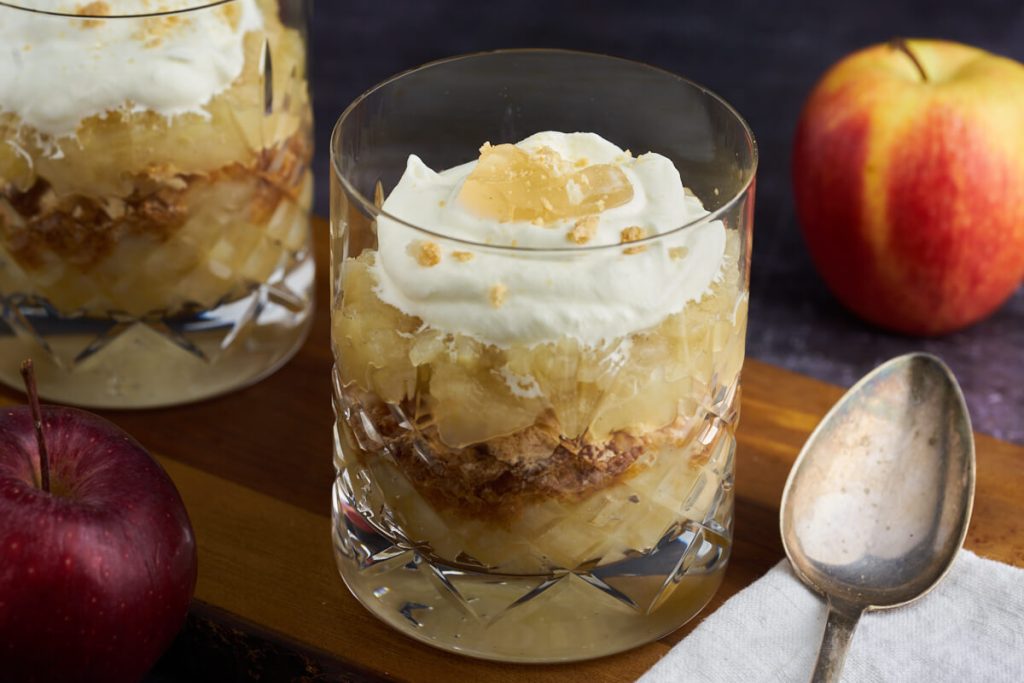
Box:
(2, 219), (1021, 682)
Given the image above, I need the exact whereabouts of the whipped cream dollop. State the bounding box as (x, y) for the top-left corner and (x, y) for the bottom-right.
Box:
(373, 131), (727, 347)
(0, 0), (263, 137)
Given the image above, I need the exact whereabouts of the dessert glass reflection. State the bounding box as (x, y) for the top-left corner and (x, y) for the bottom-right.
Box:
(330, 51), (756, 662)
(0, 0), (313, 407)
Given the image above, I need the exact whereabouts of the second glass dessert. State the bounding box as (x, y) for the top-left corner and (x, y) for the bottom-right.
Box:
(0, 0), (313, 407)
(331, 50), (756, 662)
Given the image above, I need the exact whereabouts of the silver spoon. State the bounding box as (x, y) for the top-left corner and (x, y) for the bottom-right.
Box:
(780, 353), (975, 682)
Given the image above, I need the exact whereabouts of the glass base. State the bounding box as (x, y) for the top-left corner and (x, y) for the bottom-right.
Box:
(0, 249), (314, 409)
(330, 435), (735, 663)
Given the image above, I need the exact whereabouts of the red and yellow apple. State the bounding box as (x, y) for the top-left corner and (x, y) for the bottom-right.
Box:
(793, 39), (1024, 335)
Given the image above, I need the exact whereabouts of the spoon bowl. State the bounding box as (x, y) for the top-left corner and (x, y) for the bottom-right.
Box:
(780, 353), (975, 681)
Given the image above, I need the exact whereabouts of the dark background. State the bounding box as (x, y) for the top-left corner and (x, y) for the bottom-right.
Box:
(308, 0), (1023, 443)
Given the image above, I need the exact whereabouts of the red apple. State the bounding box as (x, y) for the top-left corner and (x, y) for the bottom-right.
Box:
(0, 364), (197, 683)
(793, 39), (1024, 335)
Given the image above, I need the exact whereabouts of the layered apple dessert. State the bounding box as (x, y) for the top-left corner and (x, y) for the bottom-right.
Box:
(333, 132), (747, 576)
(0, 0), (312, 318)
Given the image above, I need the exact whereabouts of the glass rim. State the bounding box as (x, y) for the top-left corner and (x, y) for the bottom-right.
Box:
(331, 48), (758, 255)
(0, 0), (237, 18)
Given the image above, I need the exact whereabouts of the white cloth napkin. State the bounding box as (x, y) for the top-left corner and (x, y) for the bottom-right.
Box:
(638, 550), (1024, 682)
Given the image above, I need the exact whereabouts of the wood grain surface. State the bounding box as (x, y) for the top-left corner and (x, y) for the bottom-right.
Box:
(1, 219), (1020, 682)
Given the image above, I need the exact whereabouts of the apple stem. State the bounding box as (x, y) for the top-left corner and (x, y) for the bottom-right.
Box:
(19, 359), (50, 494)
(890, 38), (928, 82)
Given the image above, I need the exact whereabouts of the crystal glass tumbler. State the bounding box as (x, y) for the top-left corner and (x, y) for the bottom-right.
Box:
(330, 50), (756, 662)
(0, 0), (314, 407)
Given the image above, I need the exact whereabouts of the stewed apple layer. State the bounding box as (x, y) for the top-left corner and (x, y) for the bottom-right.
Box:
(333, 230), (746, 572)
(0, 3), (311, 316)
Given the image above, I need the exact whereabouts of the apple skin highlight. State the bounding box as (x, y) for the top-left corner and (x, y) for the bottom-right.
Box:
(0, 406), (197, 683)
(793, 39), (1024, 335)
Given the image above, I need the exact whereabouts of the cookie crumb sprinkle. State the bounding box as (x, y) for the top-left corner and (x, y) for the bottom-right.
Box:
(567, 216), (598, 244)
(415, 241), (442, 267)
(77, 1), (110, 14)
(621, 226), (648, 254)
(77, 1), (110, 28)
(490, 283), (508, 308)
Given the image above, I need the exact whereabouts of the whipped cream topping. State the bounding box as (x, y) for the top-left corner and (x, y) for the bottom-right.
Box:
(0, 0), (263, 137)
(373, 131), (727, 347)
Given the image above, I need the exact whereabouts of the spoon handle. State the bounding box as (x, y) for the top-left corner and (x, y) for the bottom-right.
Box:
(810, 601), (863, 683)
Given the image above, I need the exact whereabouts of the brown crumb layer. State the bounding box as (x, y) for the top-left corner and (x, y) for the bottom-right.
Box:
(0, 129), (310, 272)
(356, 400), (650, 519)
